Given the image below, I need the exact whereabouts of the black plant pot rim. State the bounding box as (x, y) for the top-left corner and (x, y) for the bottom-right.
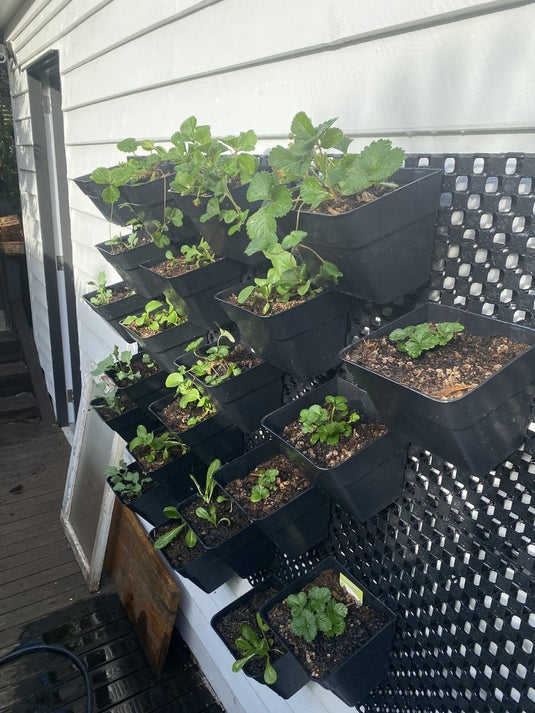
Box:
(178, 493), (251, 553)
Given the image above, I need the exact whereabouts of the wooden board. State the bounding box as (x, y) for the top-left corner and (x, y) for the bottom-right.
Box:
(104, 495), (180, 678)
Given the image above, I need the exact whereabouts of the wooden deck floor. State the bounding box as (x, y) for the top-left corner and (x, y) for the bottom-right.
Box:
(0, 420), (225, 713)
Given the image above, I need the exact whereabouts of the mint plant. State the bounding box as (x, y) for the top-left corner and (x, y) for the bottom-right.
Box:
(185, 329), (242, 386)
(169, 116), (258, 235)
(389, 321), (465, 359)
(128, 425), (186, 464)
(250, 467), (279, 503)
(232, 612), (280, 685)
(189, 459), (231, 529)
(105, 460), (153, 500)
(285, 586), (348, 643)
(87, 271), (114, 306)
(153, 505), (198, 549)
(299, 395), (359, 446)
(122, 299), (186, 333)
(164, 365), (217, 426)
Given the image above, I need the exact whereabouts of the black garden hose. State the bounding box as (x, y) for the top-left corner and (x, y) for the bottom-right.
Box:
(0, 643), (93, 713)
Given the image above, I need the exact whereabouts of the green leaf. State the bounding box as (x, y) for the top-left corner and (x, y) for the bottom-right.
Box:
(237, 285), (255, 303)
(116, 138), (138, 153)
(299, 176), (331, 209)
(153, 524), (184, 549)
(102, 185), (120, 204)
(290, 111), (316, 139)
(91, 166), (112, 184)
(281, 230), (307, 249)
(246, 172), (272, 202)
(245, 209), (278, 254)
(264, 660), (277, 685)
(201, 196), (220, 222)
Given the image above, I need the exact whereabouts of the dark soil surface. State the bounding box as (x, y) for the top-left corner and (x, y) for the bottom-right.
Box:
(195, 344), (262, 385)
(223, 453), (313, 518)
(123, 319), (182, 339)
(109, 356), (161, 388)
(158, 398), (214, 433)
(93, 392), (136, 420)
(266, 568), (389, 680)
(180, 492), (251, 547)
(281, 412), (387, 469)
(106, 233), (153, 254)
(105, 285), (135, 303)
(213, 586), (281, 677)
(154, 522), (206, 568)
(150, 256), (217, 278)
(344, 331), (529, 400)
(226, 291), (310, 317)
(130, 443), (187, 473)
(304, 183), (391, 216)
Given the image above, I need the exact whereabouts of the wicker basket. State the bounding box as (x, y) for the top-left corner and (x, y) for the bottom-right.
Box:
(0, 215), (24, 254)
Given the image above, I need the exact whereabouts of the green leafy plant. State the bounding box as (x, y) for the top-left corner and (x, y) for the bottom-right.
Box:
(389, 321), (465, 359)
(164, 365), (217, 426)
(189, 459), (231, 529)
(249, 467), (279, 503)
(169, 116), (258, 235)
(236, 241), (341, 315)
(285, 586), (348, 643)
(128, 424), (186, 464)
(122, 299), (186, 333)
(94, 383), (130, 416)
(105, 460), (153, 500)
(91, 346), (157, 385)
(232, 612), (280, 684)
(245, 111), (405, 257)
(87, 271), (114, 306)
(185, 329), (242, 386)
(104, 226), (140, 252)
(153, 505), (198, 549)
(299, 395), (359, 446)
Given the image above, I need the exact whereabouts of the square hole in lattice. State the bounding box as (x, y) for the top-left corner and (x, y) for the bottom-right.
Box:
(498, 196), (512, 212)
(500, 289), (513, 304)
(475, 248), (488, 263)
(493, 232), (507, 245)
(447, 244), (460, 258)
(516, 663), (527, 680)
(456, 175), (469, 191)
(513, 310), (528, 323)
(444, 157), (456, 173)
(473, 157), (485, 174)
(522, 638), (533, 654)
(440, 191), (453, 207)
(458, 263), (471, 277)
(519, 177), (532, 195)
(518, 274), (532, 290)
(485, 176), (499, 192)
(463, 228), (476, 241)
(487, 268), (501, 283)
(505, 253), (519, 268)
(467, 193), (481, 209)
(451, 210), (465, 225)
(512, 216), (526, 233)
(442, 276), (456, 290)
(418, 156), (430, 166)
(505, 157), (517, 175)
(470, 283), (483, 296)
(480, 213), (494, 229)
(482, 302), (497, 315)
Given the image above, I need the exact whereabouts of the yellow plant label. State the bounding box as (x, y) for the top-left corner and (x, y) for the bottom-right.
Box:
(339, 573), (363, 605)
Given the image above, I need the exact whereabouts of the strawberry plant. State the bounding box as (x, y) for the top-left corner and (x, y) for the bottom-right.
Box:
(249, 467), (279, 503)
(389, 321), (465, 358)
(285, 586), (348, 643)
(299, 395), (359, 445)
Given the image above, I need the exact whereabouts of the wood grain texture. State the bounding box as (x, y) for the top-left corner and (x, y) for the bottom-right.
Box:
(104, 496), (180, 678)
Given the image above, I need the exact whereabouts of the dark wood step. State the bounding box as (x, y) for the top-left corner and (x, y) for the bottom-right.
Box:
(0, 330), (22, 363)
(0, 360), (31, 396)
(0, 392), (40, 423)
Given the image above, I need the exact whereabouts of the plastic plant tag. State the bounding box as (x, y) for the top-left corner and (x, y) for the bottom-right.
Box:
(340, 573), (363, 605)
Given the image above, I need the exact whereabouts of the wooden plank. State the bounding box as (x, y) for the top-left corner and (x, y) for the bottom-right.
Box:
(0, 392), (39, 421)
(104, 497), (180, 678)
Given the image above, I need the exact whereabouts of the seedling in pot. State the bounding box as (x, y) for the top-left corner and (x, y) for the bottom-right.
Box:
(105, 459), (153, 500)
(249, 467), (280, 503)
(93, 383), (131, 416)
(129, 424), (186, 464)
(190, 458), (231, 528)
(233, 612), (280, 685)
(91, 346), (157, 385)
(388, 321), (465, 359)
(185, 329), (242, 386)
(122, 298), (186, 333)
(87, 271), (118, 306)
(153, 505), (198, 549)
(165, 365), (218, 426)
(166, 237), (216, 269)
(286, 586), (348, 643)
(299, 395), (359, 445)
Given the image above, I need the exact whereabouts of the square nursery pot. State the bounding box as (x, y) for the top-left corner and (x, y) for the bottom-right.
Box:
(107, 352), (168, 404)
(151, 519), (236, 593)
(340, 302), (535, 476)
(214, 439), (331, 558)
(176, 348), (283, 433)
(215, 285), (350, 380)
(260, 556), (396, 707)
(279, 166), (442, 303)
(178, 493), (276, 579)
(148, 391), (244, 465)
(95, 236), (164, 298)
(210, 577), (310, 699)
(82, 280), (146, 343)
(262, 377), (408, 522)
(141, 254), (244, 330)
(168, 183), (267, 267)
(91, 396), (157, 443)
(74, 172), (134, 226)
(120, 312), (205, 356)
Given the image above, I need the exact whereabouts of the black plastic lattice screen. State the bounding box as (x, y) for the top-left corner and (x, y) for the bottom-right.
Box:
(256, 154), (535, 713)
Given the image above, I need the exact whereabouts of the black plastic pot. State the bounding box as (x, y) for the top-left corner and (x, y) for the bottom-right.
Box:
(168, 184), (266, 266)
(74, 172), (134, 226)
(91, 396), (157, 443)
(260, 556), (396, 707)
(141, 254), (243, 329)
(95, 237), (164, 298)
(82, 281), (146, 343)
(262, 378), (408, 522)
(176, 348), (283, 433)
(151, 520), (236, 593)
(340, 303), (535, 475)
(210, 577), (310, 699)
(279, 167), (442, 303)
(120, 313), (205, 356)
(214, 439), (330, 557)
(179, 493), (276, 579)
(148, 392), (244, 465)
(107, 353), (168, 404)
(215, 285), (350, 379)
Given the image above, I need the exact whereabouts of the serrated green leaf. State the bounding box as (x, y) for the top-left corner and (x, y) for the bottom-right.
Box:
(281, 230), (307, 249)
(140, 139), (155, 151)
(299, 176), (331, 209)
(245, 209), (278, 253)
(116, 138), (138, 153)
(102, 185), (120, 204)
(246, 172), (272, 202)
(290, 111), (316, 139)
(90, 166), (112, 184)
